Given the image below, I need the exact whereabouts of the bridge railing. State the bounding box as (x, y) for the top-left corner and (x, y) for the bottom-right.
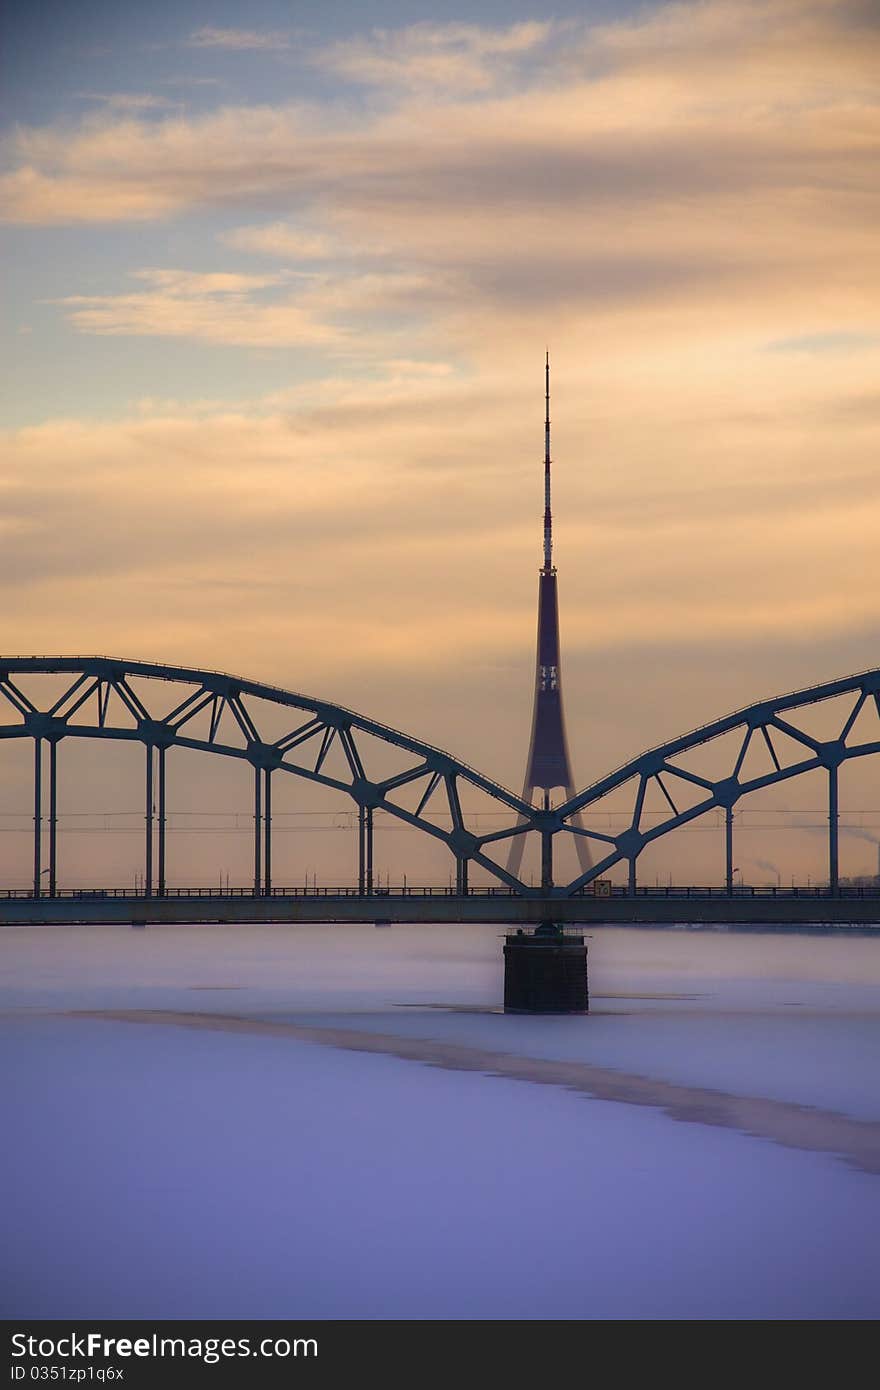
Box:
(3, 883), (880, 901)
(0, 884), (524, 900)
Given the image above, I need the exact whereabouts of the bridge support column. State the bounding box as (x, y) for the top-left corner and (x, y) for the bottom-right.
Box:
(365, 807), (373, 895)
(503, 824), (587, 1011)
(357, 805), (365, 894)
(157, 745), (166, 897)
(541, 830), (553, 893)
(32, 737), (42, 898)
(504, 929), (588, 1014)
(144, 744), (153, 898)
(725, 807), (734, 896)
(628, 857), (637, 895)
(829, 764), (839, 894)
(263, 768), (272, 896)
(48, 739), (57, 898)
(253, 763), (262, 896)
(456, 857), (469, 895)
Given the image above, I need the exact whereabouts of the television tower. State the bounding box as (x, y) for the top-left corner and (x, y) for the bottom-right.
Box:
(507, 355), (590, 878)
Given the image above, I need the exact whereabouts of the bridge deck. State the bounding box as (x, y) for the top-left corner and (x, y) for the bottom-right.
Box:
(2, 888), (880, 928)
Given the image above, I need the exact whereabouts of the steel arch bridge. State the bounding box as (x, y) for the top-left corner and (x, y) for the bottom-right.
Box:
(1, 656), (879, 899)
(558, 666), (880, 895)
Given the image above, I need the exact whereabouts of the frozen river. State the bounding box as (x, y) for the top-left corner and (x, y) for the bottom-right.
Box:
(2, 922), (879, 1319)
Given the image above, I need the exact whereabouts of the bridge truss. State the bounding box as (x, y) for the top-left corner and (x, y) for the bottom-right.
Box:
(559, 667), (880, 895)
(2, 657), (879, 898)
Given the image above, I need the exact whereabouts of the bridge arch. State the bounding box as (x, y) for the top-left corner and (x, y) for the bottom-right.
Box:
(3, 658), (880, 898)
(555, 668), (880, 895)
(0, 656), (539, 896)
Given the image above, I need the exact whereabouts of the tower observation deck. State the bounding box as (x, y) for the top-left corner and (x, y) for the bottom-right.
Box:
(507, 356), (590, 877)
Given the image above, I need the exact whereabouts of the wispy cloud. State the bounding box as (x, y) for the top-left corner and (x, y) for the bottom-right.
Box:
(75, 92), (177, 112)
(222, 223), (337, 260)
(50, 265), (450, 350)
(314, 19), (557, 93)
(126, 268), (288, 295)
(186, 27), (292, 52)
(159, 77), (224, 87)
(767, 331), (879, 355)
(53, 267), (342, 348)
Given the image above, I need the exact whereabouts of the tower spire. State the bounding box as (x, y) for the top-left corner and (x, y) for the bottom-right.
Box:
(543, 351), (552, 573)
(506, 355), (591, 879)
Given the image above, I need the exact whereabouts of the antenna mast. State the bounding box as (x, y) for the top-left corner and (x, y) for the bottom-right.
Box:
(543, 351), (553, 573)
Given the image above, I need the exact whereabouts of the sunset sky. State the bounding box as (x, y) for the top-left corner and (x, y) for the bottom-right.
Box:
(3, 0), (879, 852)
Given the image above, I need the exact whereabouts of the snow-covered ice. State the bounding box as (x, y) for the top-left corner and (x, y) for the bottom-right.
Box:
(2, 922), (879, 1319)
